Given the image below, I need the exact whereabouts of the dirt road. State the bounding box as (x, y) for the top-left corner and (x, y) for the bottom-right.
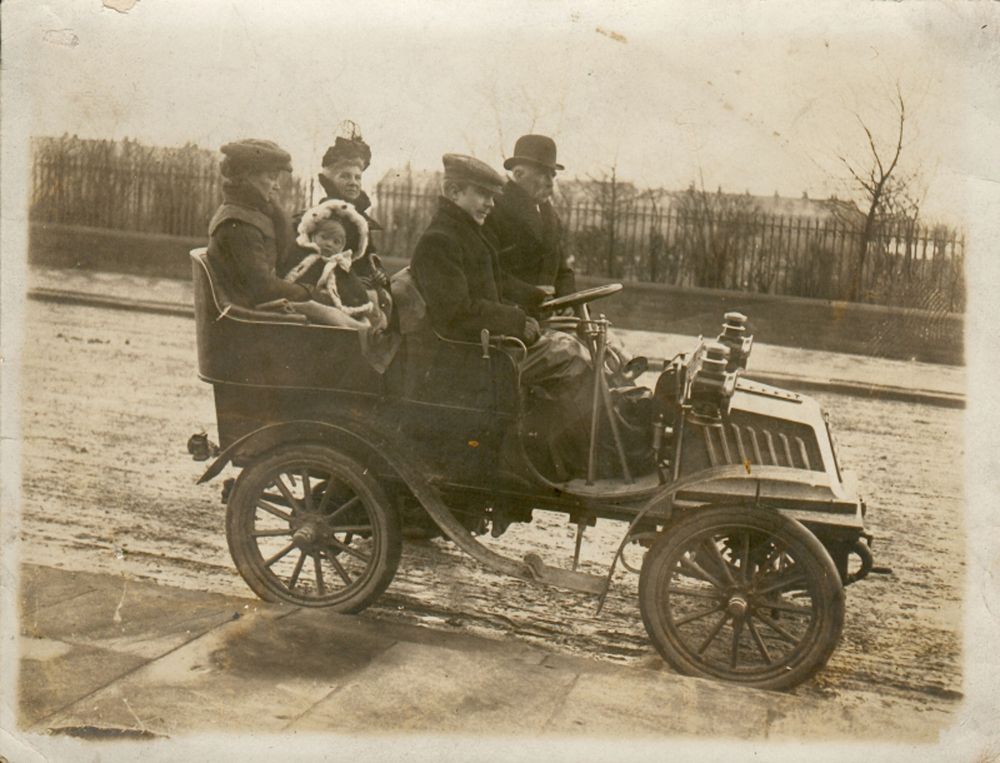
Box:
(15, 300), (964, 733)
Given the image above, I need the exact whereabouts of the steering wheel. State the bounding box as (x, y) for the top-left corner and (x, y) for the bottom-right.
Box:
(539, 283), (623, 313)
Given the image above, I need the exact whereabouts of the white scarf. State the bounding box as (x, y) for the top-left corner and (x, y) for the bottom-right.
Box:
(284, 248), (373, 317)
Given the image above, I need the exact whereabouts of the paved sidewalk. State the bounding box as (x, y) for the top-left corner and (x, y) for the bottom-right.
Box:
(25, 266), (965, 406)
(15, 564), (942, 744)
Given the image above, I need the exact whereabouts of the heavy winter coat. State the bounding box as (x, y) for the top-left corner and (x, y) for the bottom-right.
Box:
(206, 182), (317, 308)
(483, 180), (576, 309)
(410, 197), (529, 342)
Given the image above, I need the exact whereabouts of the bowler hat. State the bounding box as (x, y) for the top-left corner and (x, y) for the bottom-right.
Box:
(442, 153), (504, 195)
(219, 139), (292, 178)
(503, 134), (564, 172)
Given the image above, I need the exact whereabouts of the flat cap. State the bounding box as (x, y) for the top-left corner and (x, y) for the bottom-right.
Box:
(220, 139), (293, 178)
(442, 153), (504, 195)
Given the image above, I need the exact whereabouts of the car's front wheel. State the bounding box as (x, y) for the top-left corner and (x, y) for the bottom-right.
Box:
(638, 505), (845, 690)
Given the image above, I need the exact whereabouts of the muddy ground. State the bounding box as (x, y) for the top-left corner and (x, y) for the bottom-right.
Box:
(15, 300), (964, 735)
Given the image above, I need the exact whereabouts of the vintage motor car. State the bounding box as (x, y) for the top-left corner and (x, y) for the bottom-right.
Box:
(187, 248), (880, 691)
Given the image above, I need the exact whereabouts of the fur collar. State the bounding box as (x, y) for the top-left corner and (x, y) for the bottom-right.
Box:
(317, 175), (373, 214)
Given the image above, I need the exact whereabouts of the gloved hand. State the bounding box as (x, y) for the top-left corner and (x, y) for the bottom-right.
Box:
(361, 268), (390, 290)
(523, 316), (542, 345)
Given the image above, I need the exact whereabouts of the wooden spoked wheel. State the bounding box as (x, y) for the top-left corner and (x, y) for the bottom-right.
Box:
(226, 444), (401, 612)
(639, 506), (845, 690)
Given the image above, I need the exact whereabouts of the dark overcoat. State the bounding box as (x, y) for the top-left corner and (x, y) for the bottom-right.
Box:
(410, 197), (528, 342)
(206, 182), (317, 308)
(483, 180), (576, 309)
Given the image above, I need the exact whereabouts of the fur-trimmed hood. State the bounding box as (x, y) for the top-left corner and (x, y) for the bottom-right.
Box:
(284, 199), (375, 318)
(295, 198), (369, 261)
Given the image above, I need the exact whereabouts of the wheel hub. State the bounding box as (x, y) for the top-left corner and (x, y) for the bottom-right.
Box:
(292, 523), (318, 549)
(726, 594), (749, 618)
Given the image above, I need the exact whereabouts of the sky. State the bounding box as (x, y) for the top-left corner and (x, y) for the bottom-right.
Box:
(4, 0), (1000, 222)
(3, 0), (999, 222)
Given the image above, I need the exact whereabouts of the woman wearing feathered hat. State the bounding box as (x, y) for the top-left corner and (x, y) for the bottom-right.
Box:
(284, 126), (392, 322)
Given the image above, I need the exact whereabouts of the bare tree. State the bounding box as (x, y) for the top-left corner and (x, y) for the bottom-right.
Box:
(838, 86), (911, 302)
(482, 80), (550, 164)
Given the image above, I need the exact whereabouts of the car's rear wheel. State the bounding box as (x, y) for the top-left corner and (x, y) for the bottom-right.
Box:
(638, 505), (844, 690)
(226, 443), (401, 612)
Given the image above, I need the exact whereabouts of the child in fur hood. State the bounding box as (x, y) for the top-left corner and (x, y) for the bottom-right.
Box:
(283, 198), (392, 332)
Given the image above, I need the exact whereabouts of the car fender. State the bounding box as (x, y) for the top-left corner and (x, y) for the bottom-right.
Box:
(639, 462), (864, 531)
(196, 419), (405, 485)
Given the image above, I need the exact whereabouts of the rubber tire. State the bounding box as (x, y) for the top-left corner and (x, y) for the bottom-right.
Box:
(638, 505), (845, 691)
(226, 443), (402, 613)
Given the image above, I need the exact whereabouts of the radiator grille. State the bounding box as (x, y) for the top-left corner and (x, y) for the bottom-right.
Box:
(701, 421), (815, 470)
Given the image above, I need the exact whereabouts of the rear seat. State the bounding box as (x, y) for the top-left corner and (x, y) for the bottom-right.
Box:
(190, 247), (381, 392)
(191, 247), (307, 325)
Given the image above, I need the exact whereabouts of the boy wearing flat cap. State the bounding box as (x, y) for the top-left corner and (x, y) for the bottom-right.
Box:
(410, 153), (538, 344)
(410, 153), (589, 394)
(484, 134), (576, 314)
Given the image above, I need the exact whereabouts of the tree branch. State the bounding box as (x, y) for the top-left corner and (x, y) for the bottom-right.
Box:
(838, 154), (876, 194)
(857, 116), (885, 178)
(882, 88), (906, 180)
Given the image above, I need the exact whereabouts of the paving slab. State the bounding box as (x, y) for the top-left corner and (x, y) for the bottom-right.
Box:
(38, 608), (375, 736)
(16, 563), (951, 743)
(288, 639), (578, 734)
(762, 689), (943, 742)
(547, 665), (771, 738)
(546, 664), (942, 741)
(356, 612), (549, 665)
(21, 572), (248, 661)
(18, 565), (100, 616)
(18, 640), (148, 728)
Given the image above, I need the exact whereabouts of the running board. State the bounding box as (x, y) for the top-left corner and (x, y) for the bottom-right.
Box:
(395, 458), (606, 594)
(523, 553), (606, 594)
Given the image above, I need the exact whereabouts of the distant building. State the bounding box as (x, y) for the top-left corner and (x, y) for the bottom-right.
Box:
(554, 178), (865, 227)
(742, 190), (865, 226)
(639, 187), (865, 227)
(372, 167), (868, 256)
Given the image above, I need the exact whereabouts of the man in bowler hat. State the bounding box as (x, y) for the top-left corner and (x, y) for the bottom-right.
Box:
(483, 134), (576, 314)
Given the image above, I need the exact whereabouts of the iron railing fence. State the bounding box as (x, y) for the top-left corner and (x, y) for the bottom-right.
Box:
(28, 136), (964, 311)
(373, 183), (964, 311)
(30, 135), (309, 238)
